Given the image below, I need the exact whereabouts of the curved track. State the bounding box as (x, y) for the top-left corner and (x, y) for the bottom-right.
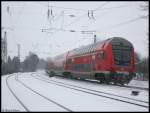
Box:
(6, 74), (30, 111)
(54, 75), (148, 91)
(6, 73), (72, 112)
(16, 74), (72, 112)
(31, 73), (148, 109)
(37, 74), (148, 103)
(116, 84), (148, 91)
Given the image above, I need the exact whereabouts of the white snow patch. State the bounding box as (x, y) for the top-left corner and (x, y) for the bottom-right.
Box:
(2, 71), (149, 111)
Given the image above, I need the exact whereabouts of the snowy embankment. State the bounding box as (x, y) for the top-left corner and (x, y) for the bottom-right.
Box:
(2, 70), (149, 111)
(128, 79), (149, 89)
(37, 70), (149, 101)
(2, 73), (26, 112)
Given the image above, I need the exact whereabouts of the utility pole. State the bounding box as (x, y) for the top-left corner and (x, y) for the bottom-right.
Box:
(94, 34), (97, 44)
(81, 30), (96, 44)
(2, 31), (8, 63)
(17, 44), (20, 61)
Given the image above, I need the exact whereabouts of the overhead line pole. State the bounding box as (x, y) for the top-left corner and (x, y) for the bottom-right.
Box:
(17, 44), (20, 61)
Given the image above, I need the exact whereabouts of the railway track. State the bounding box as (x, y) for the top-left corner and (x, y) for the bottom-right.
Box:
(53, 75), (148, 91)
(16, 74), (72, 112)
(37, 74), (148, 104)
(6, 73), (72, 112)
(31, 73), (149, 109)
(6, 74), (30, 111)
(116, 84), (148, 91)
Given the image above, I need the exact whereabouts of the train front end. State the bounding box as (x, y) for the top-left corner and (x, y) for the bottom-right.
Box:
(111, 37), (135, 84)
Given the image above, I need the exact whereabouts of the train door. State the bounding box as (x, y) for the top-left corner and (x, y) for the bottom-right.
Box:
(96, 50), (105, 69)
(97, 51), (101, 68)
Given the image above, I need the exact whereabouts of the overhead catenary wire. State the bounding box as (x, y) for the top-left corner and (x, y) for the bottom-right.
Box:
(64, 4), (145, 48)
(4, 4), (19, 56)
(64, 13), (87, 27)
(6, 3), (26, 48)
(62, 2), (110, 46)
(51, 5), (87, 12)
(96, 16), (147, 32)
(84, 4), (136, 29)
(96, 4), (136, 12)
(93, 2), (110, 11)
(45, 3), (136, 34)
(4, 3), (30, 60)
(43, 3), (136, 30)
(41, 2), (111, 35)
(36, 2), (87, 12)
(65, 2), (110, 27)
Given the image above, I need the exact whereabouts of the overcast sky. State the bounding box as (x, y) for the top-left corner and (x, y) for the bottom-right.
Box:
(2, 1), (149, 61)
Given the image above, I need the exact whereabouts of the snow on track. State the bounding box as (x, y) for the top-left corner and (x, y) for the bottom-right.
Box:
(2, 71), (149, 111)
(31, 73), (148, 108)
(38, 70), (149, 102)
(2, 73), (69, 111)
(19, 73), (148, 111)
(2, 74), (26, 112)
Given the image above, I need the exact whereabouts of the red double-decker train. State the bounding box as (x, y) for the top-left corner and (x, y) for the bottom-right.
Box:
(46, 37), (135, 85)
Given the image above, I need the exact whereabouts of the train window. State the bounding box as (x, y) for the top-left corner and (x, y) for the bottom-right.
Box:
(112, 44), (132, 66)
(84, 64), (91, 71)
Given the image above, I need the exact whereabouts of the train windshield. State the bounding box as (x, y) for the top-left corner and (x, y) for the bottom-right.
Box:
(112, 44), (132, 66)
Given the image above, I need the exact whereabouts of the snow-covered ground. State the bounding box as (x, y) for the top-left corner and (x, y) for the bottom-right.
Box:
(129, 79), (149, 89)
(2, 70), (149, 111)
(2, 74), (25, 112)
(37, 70), (149, 103)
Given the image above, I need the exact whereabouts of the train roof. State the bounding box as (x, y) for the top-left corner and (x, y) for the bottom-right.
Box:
(52, 37), (133, 59)
(110, 37), (133, 47)
(68, 37), (133, 57)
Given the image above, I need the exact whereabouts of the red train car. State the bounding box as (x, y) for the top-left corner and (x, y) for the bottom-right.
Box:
(46, 37), (135, 84)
